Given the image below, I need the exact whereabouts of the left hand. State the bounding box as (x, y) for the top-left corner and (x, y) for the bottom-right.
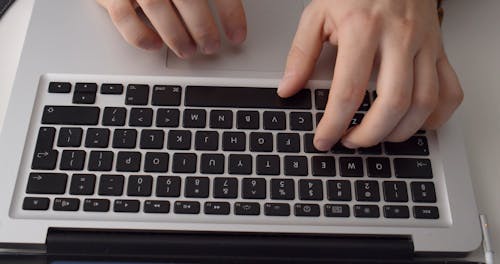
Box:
(278, 0), (463, 151)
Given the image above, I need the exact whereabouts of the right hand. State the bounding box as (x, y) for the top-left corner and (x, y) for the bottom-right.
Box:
(97, 0), (247, 58)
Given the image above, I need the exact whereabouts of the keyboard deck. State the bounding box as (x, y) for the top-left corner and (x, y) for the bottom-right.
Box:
(12, 77), (448, 227)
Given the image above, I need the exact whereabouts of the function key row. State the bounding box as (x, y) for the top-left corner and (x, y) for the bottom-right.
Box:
(22, 197), (439, 219)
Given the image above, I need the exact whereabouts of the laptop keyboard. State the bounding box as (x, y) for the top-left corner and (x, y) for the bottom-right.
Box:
(20, 80), (441, 222)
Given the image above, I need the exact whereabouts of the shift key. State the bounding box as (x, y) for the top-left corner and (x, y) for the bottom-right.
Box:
(42, 106), (100, 125)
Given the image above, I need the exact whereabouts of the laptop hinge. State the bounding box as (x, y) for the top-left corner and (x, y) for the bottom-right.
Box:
(46, 228), (414, 263)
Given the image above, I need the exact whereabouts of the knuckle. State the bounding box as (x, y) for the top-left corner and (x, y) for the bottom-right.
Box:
(127, 33), (152, 49)
(384, 93), (412, 113)
(448, 86), (465, 106)
(333, 87), (366, 107)
(341, 10), (381, 33)
(413, 90), (439, 112)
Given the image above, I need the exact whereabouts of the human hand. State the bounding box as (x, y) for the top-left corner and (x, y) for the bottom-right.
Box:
(97, 0), (247, 58)
(278, 0), (463, 151)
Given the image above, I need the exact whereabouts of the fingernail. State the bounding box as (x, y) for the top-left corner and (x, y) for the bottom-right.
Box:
(202, 39), (220, 55)
(341, 139), (358, 149)
(314, 139), (332, 151)
(230, 28), (246, 44)
(179, 44), (197, 59)
(143, 40), (163, 50)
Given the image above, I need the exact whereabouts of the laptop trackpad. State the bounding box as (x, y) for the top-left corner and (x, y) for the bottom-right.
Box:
(166, 0), (335, 79)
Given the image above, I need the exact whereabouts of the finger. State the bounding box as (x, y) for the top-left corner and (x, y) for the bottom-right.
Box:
(313, 22), (379, 151)
(213, 0), (247, 45)
(385, 49), (439, 141)
(98, 0), (163, 50)
(136, 0), (196, 58)
(342, 42), (414, 148)
(423, 55), (464, 129)
(172, 0), (221, 55)
(277, 6), (325, 98)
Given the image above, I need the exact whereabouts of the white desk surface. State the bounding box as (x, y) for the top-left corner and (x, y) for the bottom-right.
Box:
(0, 0), (498, 262)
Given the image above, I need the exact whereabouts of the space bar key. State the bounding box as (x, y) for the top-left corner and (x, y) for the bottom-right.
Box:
(42, 106), (100, 125)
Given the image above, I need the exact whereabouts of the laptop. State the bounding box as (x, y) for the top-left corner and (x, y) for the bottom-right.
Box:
(0, 0), (484, 262)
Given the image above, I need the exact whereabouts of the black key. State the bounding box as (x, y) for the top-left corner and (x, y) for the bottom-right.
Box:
(183, 109), (207, 128)
(49, 82), (71, 93)
(250, 132), (273, 152)
(201, 154), (225, 174)
(213, 178), (238, 198)
(414, 206), (439, 219)
(102, 107), (126, 126)
(385, 136), (429, 156)
(125, 84), (149, 105)
(57, 127), (83, 147)
(332, 142), (355, 154)
(416, 130), (426, 135)
(314, 89), (329, 110)
(85, 128), (110, 148)
(113, 129), (137, 149)
(299, 180), (323, 200)
(167, 130), (192, 150)
(35, 127), (56, 151)
(98, 175), (124, 196)
(383, 181), (408, 202)
(366, 157), (391, 178)
(186, 86), (311, 109)
(256, 155), (280, 175)
(383, 206), (410, 219)
(195, 131), (219, 151)
(140, 130), (165, 149)
(174, 201), (200, 214)
(73, 92), (96, 104)
(394, 158), (433, 179)
(284, 156), (308, 176)
(358, 92), (371, 112)
(237, 111), (259, 129)
(156, 109), (180, 127)
(204, 202), (230, 215)
(222, 132), (246, 151)
(144, 152), (169, 173)
(129, 108), (153, 127)
(210, 110), (233, 129)
(270, 179), (295, 200)
(60, 150), (86, 171)
(127, 175), (153, 196)
(325, 204), (350, 217)
(88, 151), (114, 172)
(69, 174), (96, 195)
(116, 151), (141, 172)
(144, 200), (170, 214)
(53, 198), (80, 211)
(152, 85), (181, 106)
(327, 180), (352, 201)
(290, 112), (313, 131)
(339, 157), (364, 177)
(264, 203), (290, 216)
(185, 177), (210, 198)
(315, 112), (323, 127)
(234, 202), (260, 215)
(263, 111), (286, 130)
(354, 205), (380, 218)
(294, 204), (320, 217)
(114, 200), (140, 213)
(312, 156), (335, 177)
(358, 144), (382, 155)
(349, 113), (364, 128)
(32, 149), (59, 170)
(84, 199), (110, 212)
(242, 178), (266, 199)
(42, 106), (100, 125)
(172, 153), (197, 173)
(75, 83), (98, 93)
(304, 134), (326, 153)
(411, 182), (436, 203)
(228, 154), (252, 175)
(23, 197), (50, 210)
(101, 83), (124, 94)
(156, 176), (181, 197)
(276, 133), (300, 153)
(355, 180), (380, 202)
